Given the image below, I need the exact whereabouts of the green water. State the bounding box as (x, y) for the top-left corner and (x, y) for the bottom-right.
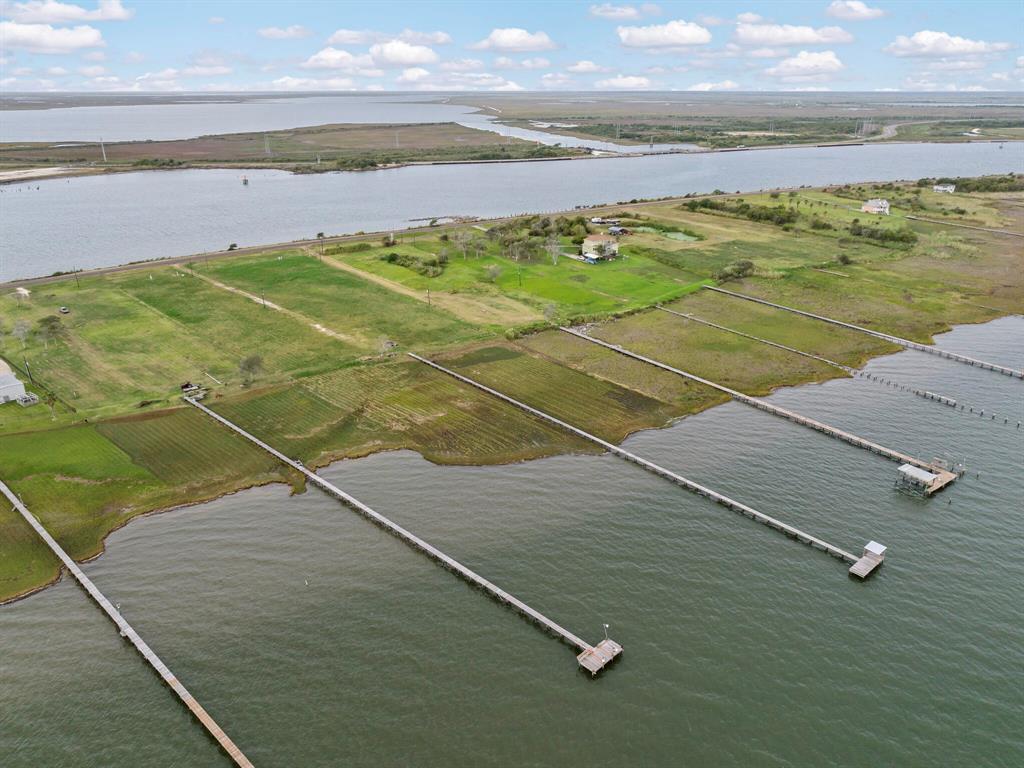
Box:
(1, 318), (1021, 767)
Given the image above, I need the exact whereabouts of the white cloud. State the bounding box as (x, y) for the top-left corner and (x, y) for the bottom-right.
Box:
(595, 74), (652, 88)
(13, 65), (32, 74)
(208, 16), (224, 24)
(826, 1), (884, 21)
(396, 66), (430, 83)
(301, 46), (375, 71)
(369, 40), (438, 66)
(397, 29), (451, 45)
(326, 28), (452, 46)
(271, 75), (356, 91)
(257, 25), (310, 39)
(493, 56), (550, 69)
(45, 65), (66, 74)
(926, 59), (986, 72)
(696, 15), (725, 26)
(407, 71), (524, 91)
(2, 0), (132, 23)
(77, 63), (103, 75)
(182, 65), (232, 76)
(123, 50), (143, 62)
(885, 30), (1011, 58)
(470, 28), (557, 52)
(439, 58), (483, 71)
(747, 47), (789, 58)
(617, 19), (711, 48)
(134, 67), (179, 90)
(736, 12), (762, 24)
(540, 72), (573, 88)
(82, 48), (104, 60)
(590, 3), (639, 19)
(0, 21), (104, 53)
(687, 79), (738, 91)
(567, 59), (612, 73)
(736, 23), (852, 46)
(764, 50), (844, 81)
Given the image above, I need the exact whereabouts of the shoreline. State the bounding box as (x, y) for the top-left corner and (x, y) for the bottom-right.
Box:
(2, 311), (1015, 607)
(2, 136), (1016, 189)
(5, 163), (1020, 289)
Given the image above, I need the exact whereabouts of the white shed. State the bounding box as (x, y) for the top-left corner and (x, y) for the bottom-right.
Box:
(898, 463), (938, 488)
(0, 359), (27, 404)
(861, 198), (890, 215)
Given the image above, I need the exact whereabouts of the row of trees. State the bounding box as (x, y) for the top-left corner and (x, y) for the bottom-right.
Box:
(1, 316), (65, 350)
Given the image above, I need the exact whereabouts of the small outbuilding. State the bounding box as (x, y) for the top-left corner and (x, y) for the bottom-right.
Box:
(0, 359), (27, 404)
(897, 463), (938, 491)
(861, 198), (890, 215)
(933, 184), (956, 194)
(581, 234), (619, 262)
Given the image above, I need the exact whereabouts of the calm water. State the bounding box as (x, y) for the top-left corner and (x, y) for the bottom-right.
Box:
(2, 141), (1020, 281)
(1, 318), (1021, 767)
(0, 94), (660, 151)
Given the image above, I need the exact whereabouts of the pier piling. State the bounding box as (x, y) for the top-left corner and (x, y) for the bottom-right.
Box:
(0, 480), (254, 768)
(184, 398), (621, 675)
(560, 327), (957, 494)
(408, 354), (875, 574)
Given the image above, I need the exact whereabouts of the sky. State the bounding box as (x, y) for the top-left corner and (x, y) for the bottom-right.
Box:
(1, 0), (1022, 93)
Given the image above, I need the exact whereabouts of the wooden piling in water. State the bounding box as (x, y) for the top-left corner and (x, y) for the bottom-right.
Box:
(560, 326), (957, 495)
(408, 353), (867, 570)
(184, 397), (621, 676)
(0, 480), (254, 768)
(704, 286), (1024, 379)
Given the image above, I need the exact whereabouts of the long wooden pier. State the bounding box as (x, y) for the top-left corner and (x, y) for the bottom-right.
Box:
(705, 286), (1024, 379)
(184, 397), (621, 676)
(658, 307), (960, 409)
(560, 327), (958, 495)
(408, 354), (879, 575)
(0, 480), (253, 768)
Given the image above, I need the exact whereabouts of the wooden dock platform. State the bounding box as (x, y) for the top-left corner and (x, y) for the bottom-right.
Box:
(408, 353), (870, 572)
(705, 286), (1024, 379)
(577, 639), (623, 676)
(0, 480), (254, 768)
(560, 327), (958, 495)
(848, 541), (887, 579)
(184, 397), (620, 677)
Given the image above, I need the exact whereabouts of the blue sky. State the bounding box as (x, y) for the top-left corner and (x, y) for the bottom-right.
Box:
(1, 1), (1021, 92)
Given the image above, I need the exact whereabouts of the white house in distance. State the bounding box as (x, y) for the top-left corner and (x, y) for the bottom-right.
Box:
(861, 198), (890, 215)
(0, 358), (27, 404)
(933, 184), (956, 193)
(580, 234), (619, 262)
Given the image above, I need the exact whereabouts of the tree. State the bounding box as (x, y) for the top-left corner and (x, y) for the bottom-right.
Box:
(12, 320), (30, 349)
(485, 264), (502, 283)
(545, 234), (561, 265)
(239, 354), (263, 385)
(43, 392), (57, 420)
(451, 230), (472, 260)
(470, 235), (487, 259)
(37, 315), (64, 349)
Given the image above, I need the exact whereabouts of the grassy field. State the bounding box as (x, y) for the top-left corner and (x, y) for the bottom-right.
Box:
(0, 122), (586, 173)
(2, 177), (1021, 602)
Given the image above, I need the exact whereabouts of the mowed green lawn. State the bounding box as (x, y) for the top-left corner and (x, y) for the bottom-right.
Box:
(334, 236), (707, 316)
(200, 250), (488, 350)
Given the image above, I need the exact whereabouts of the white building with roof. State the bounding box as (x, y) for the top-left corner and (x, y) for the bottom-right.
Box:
(0, 359), (27, 404)
(581, 234), (619, 262)
(861, 198), (890, 215)
(933, 184), (956, 194)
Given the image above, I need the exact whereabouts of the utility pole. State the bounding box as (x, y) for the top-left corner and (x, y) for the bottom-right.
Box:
(264, 134), (271, 157)
(100, 138), (107, 162)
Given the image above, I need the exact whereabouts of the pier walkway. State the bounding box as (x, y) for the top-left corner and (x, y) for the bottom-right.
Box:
(184, 397), (620, 675)
(409, 354), (876, 575)
(658, 307), (959, 409)
(705, 286), (1024, 379)
(0, 480), (253, 768)
(560, 327), (957, 495)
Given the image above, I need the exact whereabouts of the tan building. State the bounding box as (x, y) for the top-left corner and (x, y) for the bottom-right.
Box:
(861, 198), (890, 215)
(581, 234), (619, 261)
